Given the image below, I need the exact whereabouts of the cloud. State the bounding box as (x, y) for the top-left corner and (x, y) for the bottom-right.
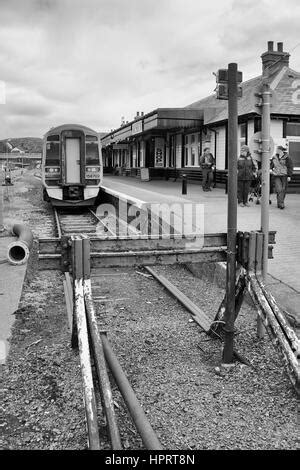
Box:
(0, 0), (299, 138)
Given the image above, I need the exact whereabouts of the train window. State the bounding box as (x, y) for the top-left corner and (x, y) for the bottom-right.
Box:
(86, 135), (98, 142)
(46, 142), (60, 165)
(86, 142), (99, 164)
(47, 135), (60, 141)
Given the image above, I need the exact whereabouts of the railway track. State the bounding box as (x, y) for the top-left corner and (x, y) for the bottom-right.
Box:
(53, 207), (115, 237)
(53, 206), (142, 239)
(37, 200), (295, 449)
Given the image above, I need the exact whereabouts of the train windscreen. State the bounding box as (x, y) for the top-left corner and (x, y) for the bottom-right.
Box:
(86, 135), (99, 165)
(46, 135), (60, 166)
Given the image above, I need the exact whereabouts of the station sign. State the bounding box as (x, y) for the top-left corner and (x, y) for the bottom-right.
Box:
(216, 68), (243, 100)
(132, 120), (143, 135)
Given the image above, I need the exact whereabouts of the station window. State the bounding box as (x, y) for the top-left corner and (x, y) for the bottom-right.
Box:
(239, 122), (247, 149)
(254, 117), (261, 133)
(191, 148), (195, 166)
(185, 147), (188, 166)
(288, 141), (300, 167)
(286, 122), (300, 137)
(185, 135), (189, 145)
(198, 132), (202, 158)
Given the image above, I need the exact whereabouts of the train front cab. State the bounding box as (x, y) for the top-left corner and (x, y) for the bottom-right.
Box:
(43, 127), (102, 207)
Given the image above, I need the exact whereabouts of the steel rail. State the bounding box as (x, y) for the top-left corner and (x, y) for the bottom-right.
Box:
(90, 246), (226, 257)
(83, 280), (122, 449)
(247, 273), (300, 383)
(74, 278), (101, 449)
(100, 333), (163, 450)
(53, 208), (62, 239)
(144, 265), (211, 331)
(256, 275), (300, 355)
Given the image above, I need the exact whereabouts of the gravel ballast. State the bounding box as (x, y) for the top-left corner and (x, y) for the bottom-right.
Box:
(0, 170), (298, 450)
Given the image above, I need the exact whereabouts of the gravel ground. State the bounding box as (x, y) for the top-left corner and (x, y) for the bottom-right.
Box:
(0, 170), (298, 450)
(92, 265), (298, 450)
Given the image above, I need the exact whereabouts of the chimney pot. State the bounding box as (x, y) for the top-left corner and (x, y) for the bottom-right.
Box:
(277, 42), (283, 52)
(268, 41), (274, 51)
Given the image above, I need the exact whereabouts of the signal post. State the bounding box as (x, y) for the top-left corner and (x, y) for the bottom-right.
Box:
(216, 64), (242, 363)
(251, 82), (275, 337)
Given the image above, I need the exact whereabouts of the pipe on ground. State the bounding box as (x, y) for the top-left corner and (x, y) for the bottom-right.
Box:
(7, 224), (33, 265)
(101, 333), (163, 450)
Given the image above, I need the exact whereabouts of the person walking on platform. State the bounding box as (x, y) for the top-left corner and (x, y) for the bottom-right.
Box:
(237, 145), (257, 207)
(200, 148), (215, 191)
(270, 145), (293, 209)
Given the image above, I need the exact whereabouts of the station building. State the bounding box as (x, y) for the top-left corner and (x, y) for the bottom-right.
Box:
(101, 41), (300, 191)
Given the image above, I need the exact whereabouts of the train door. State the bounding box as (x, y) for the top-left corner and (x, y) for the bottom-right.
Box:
(65, 138), (81, 183)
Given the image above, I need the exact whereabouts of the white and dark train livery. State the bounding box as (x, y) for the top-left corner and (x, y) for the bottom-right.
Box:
(42, 123), (102, 207)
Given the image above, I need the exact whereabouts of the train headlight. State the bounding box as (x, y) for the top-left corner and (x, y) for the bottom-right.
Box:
(85, 166), (100, 179)
(45, 167), (60, 174)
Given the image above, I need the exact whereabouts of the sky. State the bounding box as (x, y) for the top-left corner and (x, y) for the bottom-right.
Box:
(0, 0), (300, 139)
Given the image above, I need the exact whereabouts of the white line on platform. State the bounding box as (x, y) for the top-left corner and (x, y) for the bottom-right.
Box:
(100, 185), (147, 209)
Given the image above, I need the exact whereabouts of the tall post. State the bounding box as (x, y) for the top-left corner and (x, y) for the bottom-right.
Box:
(258, 82), (271, 337)
(223, 63), (238, 363)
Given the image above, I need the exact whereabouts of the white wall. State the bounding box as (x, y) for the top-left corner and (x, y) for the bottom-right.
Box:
(270, 120), (283, 142)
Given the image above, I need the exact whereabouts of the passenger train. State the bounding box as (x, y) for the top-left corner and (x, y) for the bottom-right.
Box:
(42, 124), (103, 207)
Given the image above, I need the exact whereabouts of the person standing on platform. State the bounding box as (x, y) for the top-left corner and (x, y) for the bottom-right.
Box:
(270, 145), (293, 209)
(237, 145), (257, 207)
(200, 148), (215, 191)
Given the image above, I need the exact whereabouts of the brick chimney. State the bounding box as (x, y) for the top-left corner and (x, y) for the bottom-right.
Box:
(261, 41), (290, 76)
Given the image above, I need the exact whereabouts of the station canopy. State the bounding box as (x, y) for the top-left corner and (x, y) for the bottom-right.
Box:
(102, 108), (204, 146)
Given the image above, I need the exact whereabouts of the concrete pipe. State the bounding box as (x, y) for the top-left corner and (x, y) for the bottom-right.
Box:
(7, 224), (33, 265)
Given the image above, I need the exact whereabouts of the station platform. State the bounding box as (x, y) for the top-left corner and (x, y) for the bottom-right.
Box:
(102, 175), (300, 325)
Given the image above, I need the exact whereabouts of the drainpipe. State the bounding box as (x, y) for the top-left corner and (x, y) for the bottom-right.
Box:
(7, 224), (33, 265)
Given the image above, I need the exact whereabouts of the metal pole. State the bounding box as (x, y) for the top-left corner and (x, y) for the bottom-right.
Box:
(223, 63), (238, 364)
(101, 333), (163, 450)
(258, 82), (271, 338)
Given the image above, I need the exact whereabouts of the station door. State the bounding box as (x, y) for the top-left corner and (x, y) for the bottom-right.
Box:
(66, 138), (81, 183)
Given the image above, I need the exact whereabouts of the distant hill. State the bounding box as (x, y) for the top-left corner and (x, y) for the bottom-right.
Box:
(0, 133), (107, 153)
(0, 137), (42, 153)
